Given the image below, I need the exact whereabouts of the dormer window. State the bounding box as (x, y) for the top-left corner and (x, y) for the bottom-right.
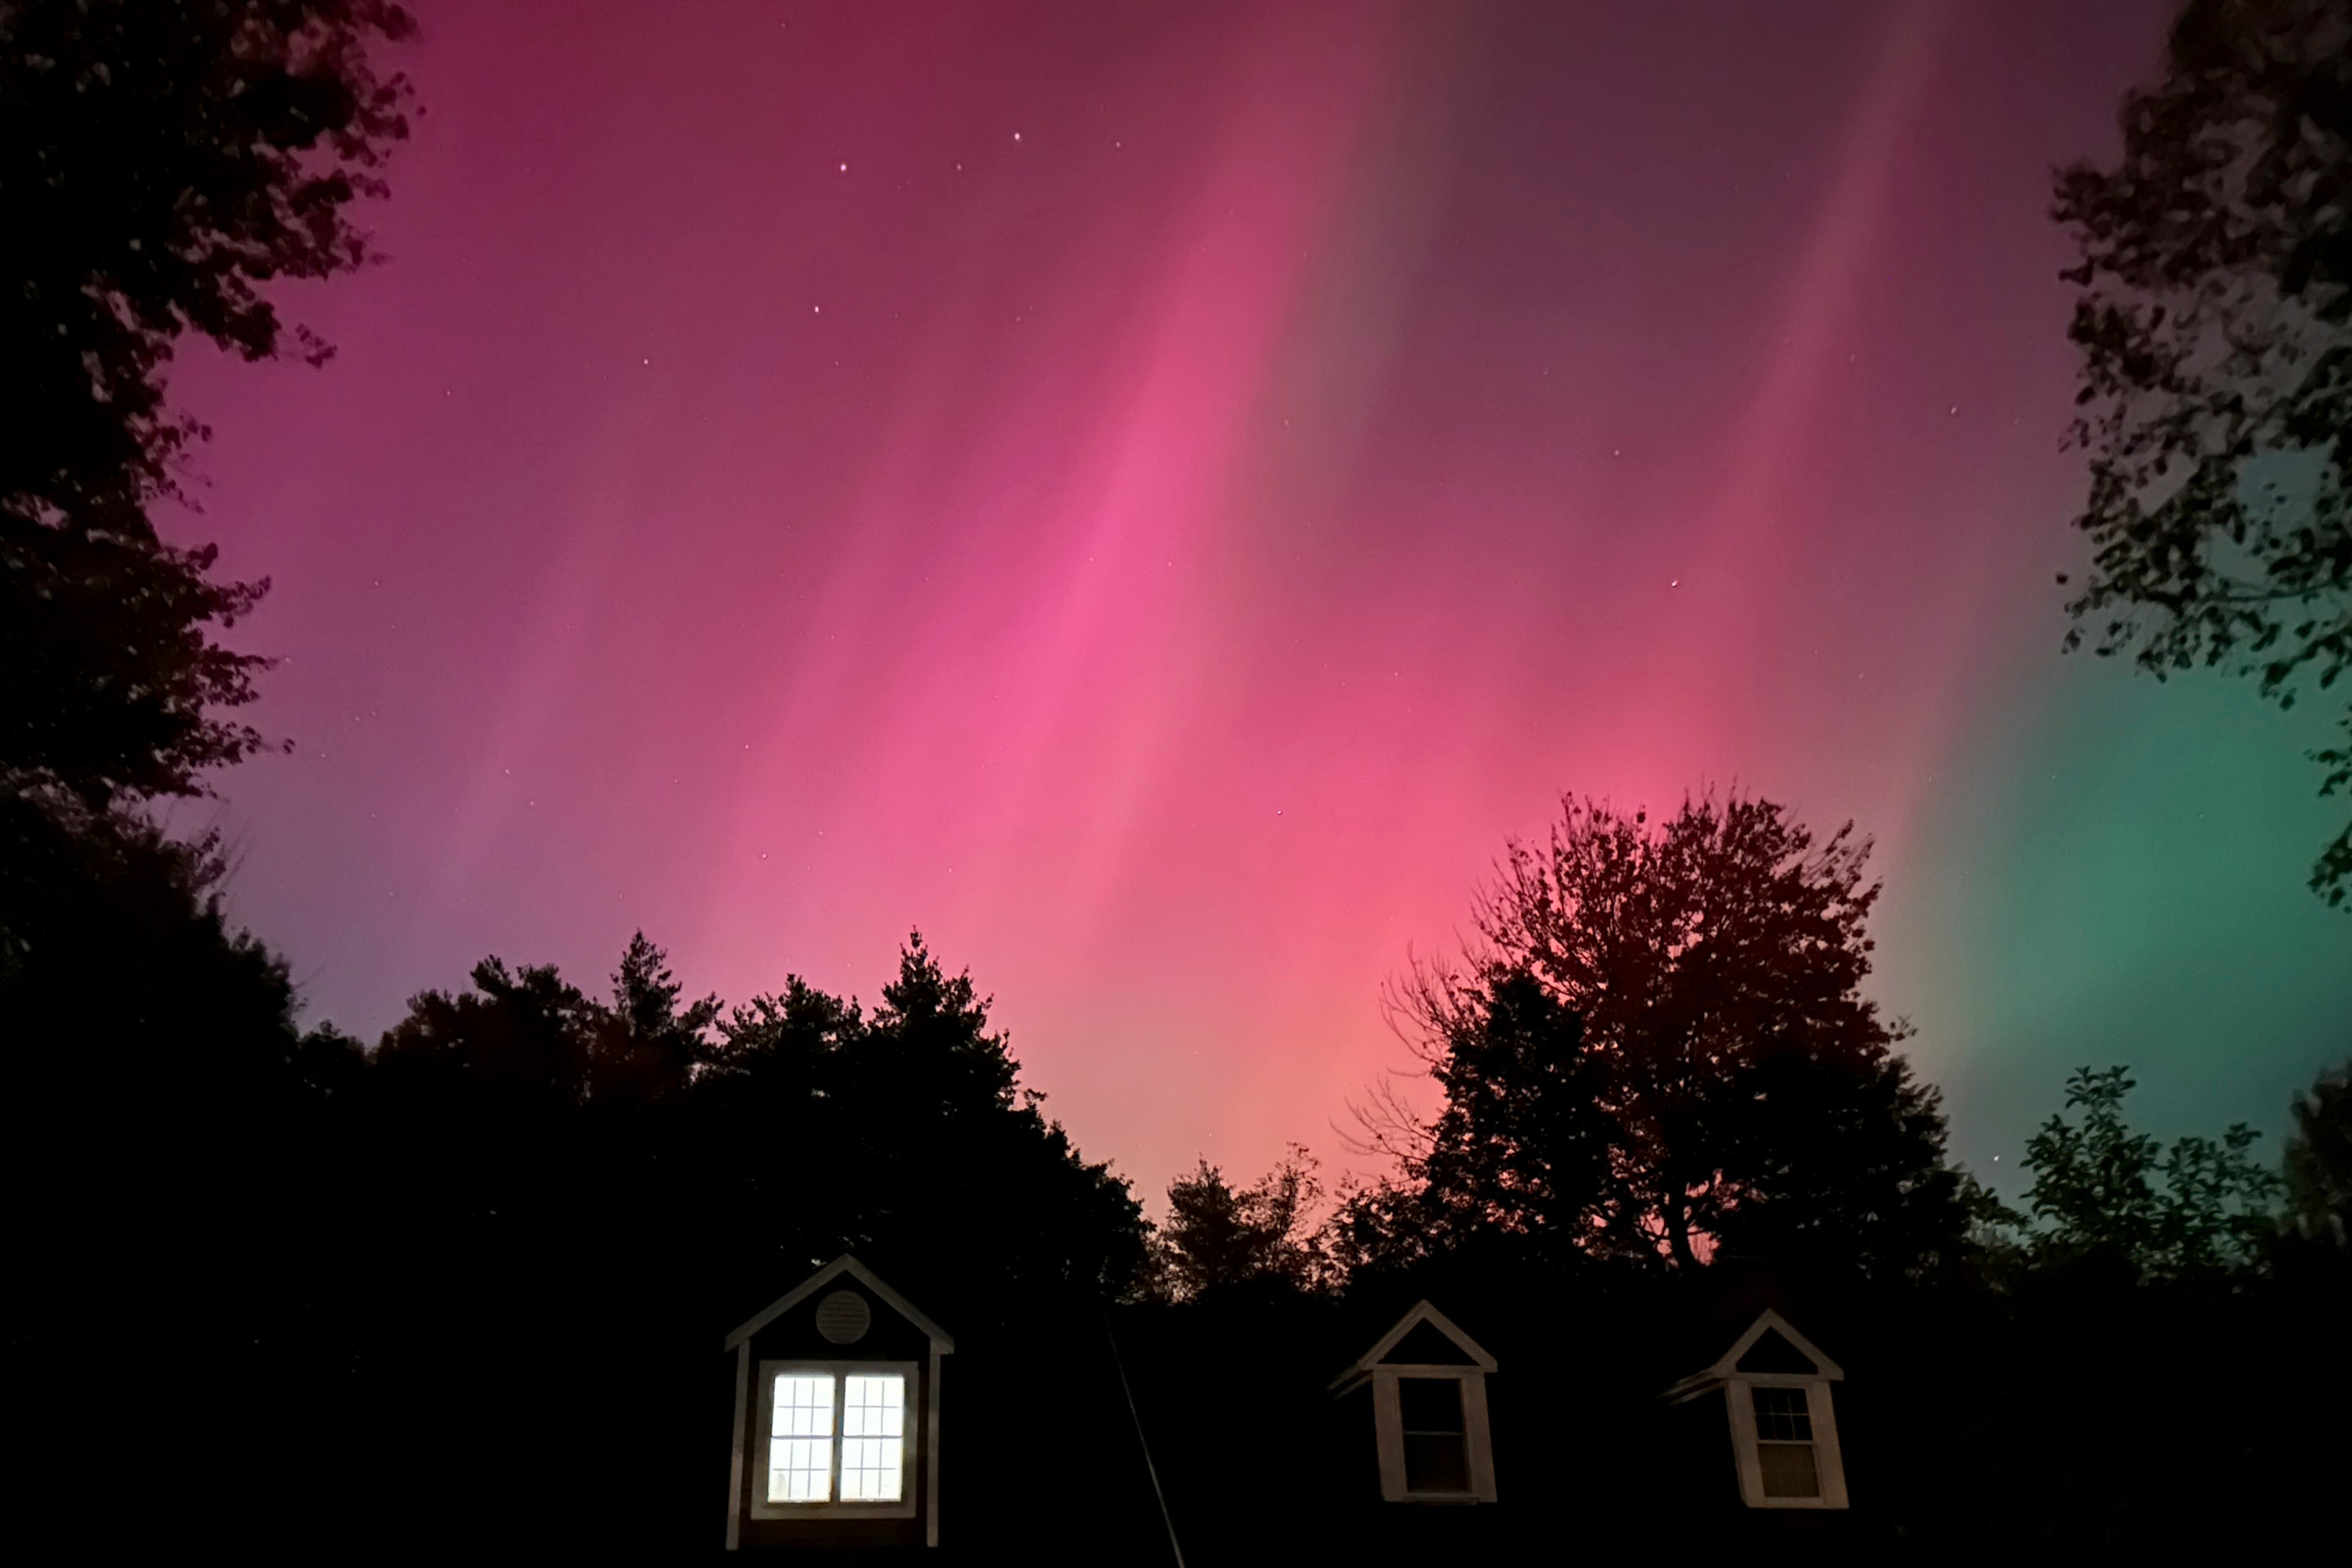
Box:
(724, 1257), (954, 1550)
(1664, 1308), (1849, 1511)
(1329, 1300), (1500, 1505)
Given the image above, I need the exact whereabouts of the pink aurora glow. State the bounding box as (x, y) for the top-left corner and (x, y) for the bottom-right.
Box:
(174, 0), (2253, 1200)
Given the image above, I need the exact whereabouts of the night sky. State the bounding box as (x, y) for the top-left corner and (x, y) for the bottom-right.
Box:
(165, 0), (2349, 1204)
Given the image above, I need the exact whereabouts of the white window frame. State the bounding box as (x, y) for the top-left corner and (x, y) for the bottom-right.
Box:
(748, 1360), (919, 1521)
(1725, 1375), (1848, 1510)
(1370, 1366), (1499, 1505)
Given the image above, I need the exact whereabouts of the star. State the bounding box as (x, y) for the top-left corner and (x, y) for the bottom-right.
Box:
(1013, 130), (1023, 142)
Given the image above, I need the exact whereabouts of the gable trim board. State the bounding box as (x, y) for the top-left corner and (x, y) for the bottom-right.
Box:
(1663, 1308), (1842, 1400)
(1328, 1299), (1500, 1393)
(724, 1255), (957, 1354)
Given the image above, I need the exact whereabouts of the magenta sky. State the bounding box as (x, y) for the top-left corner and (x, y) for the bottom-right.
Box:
(173, 0), (2350, 1206)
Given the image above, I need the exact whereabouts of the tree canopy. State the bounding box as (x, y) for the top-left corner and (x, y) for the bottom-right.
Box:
(1146, 1146), (1333, 1299)
(1, 0), (415, 811)
(1358, 794), (1969, 1280)
(688, 933), (1151, 1307)
(2052, 0), (2352, 903)
(2015, 1065), (2282, 1277)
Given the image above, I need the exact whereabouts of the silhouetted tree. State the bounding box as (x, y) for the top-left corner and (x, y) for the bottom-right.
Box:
(1, 4), (418, 1216)
(2052, 0), (2352, 903)
(1, 792), (323, 1546)
(1148, 1146), (1332, 1298)
(1386, 969), (1616, 1259)
(588, 931), (719, 1105)
(0, 0), (416, 518)
(1367, 793), (1968, 1279)
(0, 795), (300, 1109)
(693, 933), (1151, 1310)
(376, 955), (601, 1112)
(1703, 1044), (1970, 1277)
(2018, 1065), (2282, 1276)
(2282, 1056), (2351, 1245)
(3, 0), (414, 811)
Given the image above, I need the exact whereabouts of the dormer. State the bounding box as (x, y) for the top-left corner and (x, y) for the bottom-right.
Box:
(1664, 1308), (1848, 1510)
(722, 1257), (954, 1550)
(1328, 1300), (1500, 1504)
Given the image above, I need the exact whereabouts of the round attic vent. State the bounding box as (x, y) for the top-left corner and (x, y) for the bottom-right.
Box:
(816, 1288), (872, 1345)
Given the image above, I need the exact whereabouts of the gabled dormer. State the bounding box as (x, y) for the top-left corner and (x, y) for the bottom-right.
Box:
(722, 1257), (954, 1550)
(1328, 1301), (1500, 1504)
(1665, 1308), (1849, 1510)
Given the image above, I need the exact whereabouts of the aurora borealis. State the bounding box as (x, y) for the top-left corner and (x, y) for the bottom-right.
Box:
(165, 0), (2348, 1201)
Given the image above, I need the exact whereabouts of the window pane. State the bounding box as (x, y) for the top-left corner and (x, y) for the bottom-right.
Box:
(1758, 1441), (1820, 1499)
(767, 1374), (837, 1504)
(839, 1375), (906, 1500)
(773, 1373), (837, 1438)
(1398, 1378), (1465, 1435)
(1403, 1432), (1472, 1494)
(841, 1436), (905, 1501)
(1751, 1385), (1813, 1443)
(768, 1436), (833, 1502)
(844, 1373), (905, 1439)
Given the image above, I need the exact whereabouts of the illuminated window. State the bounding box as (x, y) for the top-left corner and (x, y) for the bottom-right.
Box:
(840, 1374), (907, 1501)
(768, 1374), (837, 1502)
(1748, 1385), (1820, 1500)
(757, 1366), (910, 1510)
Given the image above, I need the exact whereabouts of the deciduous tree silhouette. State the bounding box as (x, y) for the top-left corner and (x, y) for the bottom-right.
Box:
(1363, 793), (1967, 1279)
(1, 3), (418, 1176)
(3, 0), (414, 812)
(2051, 0), (2352, 903)
(2017, 1065), (2282, 1276)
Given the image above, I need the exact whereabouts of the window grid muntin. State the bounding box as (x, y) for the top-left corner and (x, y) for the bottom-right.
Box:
(1749, 1384), (1821, 1500)
(838, 1373), (907, 1501)
(754, 1362), (917, 1517)
(1751, 1385), (1813, 1442)
(767, 1373), (837, 1503)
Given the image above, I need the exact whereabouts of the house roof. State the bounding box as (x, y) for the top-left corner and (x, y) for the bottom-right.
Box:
(1327, 1299), (1498, 1392)
(1662, 1308), (1840, 1401)
(722, 1254), (956, 1354)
